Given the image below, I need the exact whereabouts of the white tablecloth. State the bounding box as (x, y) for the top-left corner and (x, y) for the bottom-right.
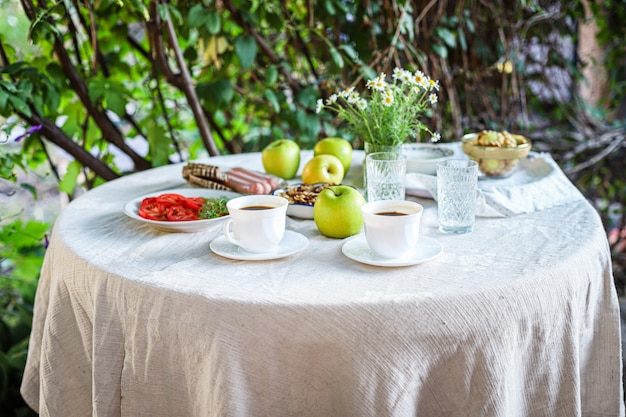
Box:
(21, 150), (624, 417)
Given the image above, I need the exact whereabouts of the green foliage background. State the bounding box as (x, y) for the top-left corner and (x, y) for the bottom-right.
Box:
(1, 0), (625, 414)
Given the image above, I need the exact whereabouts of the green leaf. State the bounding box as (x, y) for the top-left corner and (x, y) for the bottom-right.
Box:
(323, 0), (336, 15)
(432, 44), (448, 59)
(458, 27), (467, 52)
(265, 65), (278, 86)
(339, 44), (358, 61)
(147, 122), (170, 166)
(464, 12), (475, 33)
(196, 79), (233, 108)
(1, 62), (26, 75)
(329, 47), (344, 69)
(358, 65), (378, 80)
(44, 86), (60, 112)
(0, 79), (17, 93)
(205, 12), (221, 35)
(436, 27), (456, 48)
(187, 5), (207, 28)
(0, 89), (9, 113)
(8, 95), (31, 117)
(234, 35), (257, 70)
(296, 86), (318, 108)
(104, 90), (127, 116)
(58, 160), (81, 195)
(264, 89), (279, 113)
(87, 78), (106, 102)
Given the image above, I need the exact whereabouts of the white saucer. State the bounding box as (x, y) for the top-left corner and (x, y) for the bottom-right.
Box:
(342, 234), (443, 267)
(210, 230), (309, 261)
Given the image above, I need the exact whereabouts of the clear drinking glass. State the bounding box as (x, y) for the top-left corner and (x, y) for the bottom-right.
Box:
(366, 152), (407, 202)
(436, 160), (478, 234)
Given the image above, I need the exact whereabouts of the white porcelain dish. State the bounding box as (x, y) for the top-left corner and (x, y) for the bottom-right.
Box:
(342, 234), (443, 267)
(271, 192), (314, 219)
(210, 230), (309, 260)
(272, 183), (330, 220)
(123, 188), (240, 233)
(403, 144), (454, 175)
(285, 203), (314, 219)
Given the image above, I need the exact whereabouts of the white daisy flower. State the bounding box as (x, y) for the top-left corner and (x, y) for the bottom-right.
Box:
(428, 93), (438, 105)
(431, 132), (441, 142)
(413, 71), (426, 87)
(401, 71), (413, 84)
(347, 91), (360, 104)
(316, 99), (324, 113)
(371, 73), (387, 91)
(326, 94), (338, 105)
(382, 93), (394, 106)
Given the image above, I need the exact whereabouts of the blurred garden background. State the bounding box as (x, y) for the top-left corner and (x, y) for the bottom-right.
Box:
(1, 0), (625, 415)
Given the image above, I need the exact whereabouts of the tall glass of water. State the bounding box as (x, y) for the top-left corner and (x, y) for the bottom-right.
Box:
(436, 160), (478, 234)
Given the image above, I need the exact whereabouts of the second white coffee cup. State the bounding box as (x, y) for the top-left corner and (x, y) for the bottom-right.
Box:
(223, 195), (289, 253)
(361, 200), (423, 259)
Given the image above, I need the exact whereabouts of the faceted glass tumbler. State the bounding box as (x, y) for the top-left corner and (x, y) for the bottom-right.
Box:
(365, 152), (407, 202)
(436, 160), (478, 234)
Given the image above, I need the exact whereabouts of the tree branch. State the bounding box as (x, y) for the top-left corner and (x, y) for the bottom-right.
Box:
(24, 0), (151, 172)
(161, 3), (219, 156)
(22, 113), (119, 181)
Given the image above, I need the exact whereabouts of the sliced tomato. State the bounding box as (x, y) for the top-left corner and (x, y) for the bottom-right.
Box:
(166, 205), (200, 221)
(138, 197), (170, 221)
(155, 193), (186, 205)
(183, 197), (206, 211)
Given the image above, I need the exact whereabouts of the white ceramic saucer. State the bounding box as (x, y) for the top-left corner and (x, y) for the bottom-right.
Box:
(342, 234), (443, 267)
(210, 230), (309, 261)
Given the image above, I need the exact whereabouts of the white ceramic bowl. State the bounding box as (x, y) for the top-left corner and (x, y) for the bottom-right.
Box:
(403, 144), (454, 175)
(271, 183), (330, 219)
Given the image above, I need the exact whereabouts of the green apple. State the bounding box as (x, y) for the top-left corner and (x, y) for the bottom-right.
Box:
(314, 185), (366, 238)
(262, 139), (301, 180)
(301, 154), (344, 184)
(314, 137), (353, 173)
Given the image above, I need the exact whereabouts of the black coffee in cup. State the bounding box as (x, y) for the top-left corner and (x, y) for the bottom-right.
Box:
(241, 205), (276, 210)
(375, 211), (407, 216)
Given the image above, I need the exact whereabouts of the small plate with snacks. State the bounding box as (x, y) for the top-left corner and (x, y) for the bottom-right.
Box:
(124, 188), (241, 232)
(271, 183), (333, 219)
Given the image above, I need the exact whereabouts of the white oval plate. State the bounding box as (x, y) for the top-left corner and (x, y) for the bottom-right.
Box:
(342, 234), (443, 267)
(403, 144), (454, 175)
(123, 188), (241, 233)
(271, 184), (318, 219)
(210, 230), (309, 261)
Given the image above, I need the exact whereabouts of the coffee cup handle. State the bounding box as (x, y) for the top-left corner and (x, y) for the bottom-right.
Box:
(223, 219), (242, 247)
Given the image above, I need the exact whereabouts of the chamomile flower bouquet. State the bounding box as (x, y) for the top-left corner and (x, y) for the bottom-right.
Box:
(316, 67), (441, 147)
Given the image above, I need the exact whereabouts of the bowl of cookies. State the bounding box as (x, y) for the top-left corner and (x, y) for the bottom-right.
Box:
(461, 130), (531, 178)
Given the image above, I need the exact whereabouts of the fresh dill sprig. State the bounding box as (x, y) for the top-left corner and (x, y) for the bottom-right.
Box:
(198, 197), (229, 219)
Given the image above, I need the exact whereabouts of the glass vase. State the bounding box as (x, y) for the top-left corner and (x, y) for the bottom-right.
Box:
(363, 142), (403, 200)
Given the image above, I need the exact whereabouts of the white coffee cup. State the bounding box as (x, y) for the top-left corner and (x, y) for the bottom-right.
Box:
(361, 200), (423, 259)
(223, 195), (289, 253)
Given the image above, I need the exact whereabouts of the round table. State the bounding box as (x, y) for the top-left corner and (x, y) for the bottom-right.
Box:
(21, 150), (624, 417)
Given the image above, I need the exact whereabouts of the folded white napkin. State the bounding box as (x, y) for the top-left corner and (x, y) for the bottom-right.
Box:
(405, 153), (586, 217)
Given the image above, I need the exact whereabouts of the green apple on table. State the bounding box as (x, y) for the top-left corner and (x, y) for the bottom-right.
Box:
(314, 185), (366, 238)
(262, 139), (301, 180)
(313, 137), (352, 173)
(301, 154), (344, 185)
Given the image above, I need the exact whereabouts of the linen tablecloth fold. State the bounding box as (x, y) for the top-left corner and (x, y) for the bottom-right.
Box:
(405, 152), (586, 217)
